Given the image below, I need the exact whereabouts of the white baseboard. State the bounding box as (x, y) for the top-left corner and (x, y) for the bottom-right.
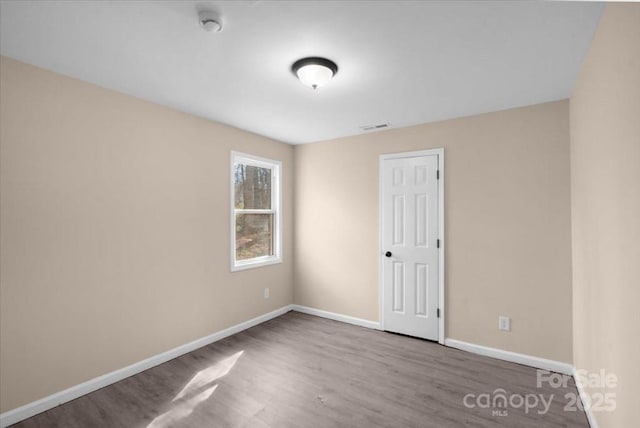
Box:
(444, 338), (573, 375)
(291, 304), (381, 330)
(0, 304), (294, 428)
(573, 366), (598, 428)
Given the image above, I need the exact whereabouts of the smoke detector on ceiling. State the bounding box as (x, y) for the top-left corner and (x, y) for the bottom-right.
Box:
(198, 10), (222, 32)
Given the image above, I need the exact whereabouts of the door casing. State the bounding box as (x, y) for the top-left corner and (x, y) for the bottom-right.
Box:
(379, 148), (445, 344)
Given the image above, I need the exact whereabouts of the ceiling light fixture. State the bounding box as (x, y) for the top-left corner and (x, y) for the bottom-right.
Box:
(291, 57), (338, 90)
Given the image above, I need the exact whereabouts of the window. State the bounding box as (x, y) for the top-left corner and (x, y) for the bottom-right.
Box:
(231, 152), (282, 271)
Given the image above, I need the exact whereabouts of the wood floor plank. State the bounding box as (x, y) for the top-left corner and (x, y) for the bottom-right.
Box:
(11, 311), (589, 427)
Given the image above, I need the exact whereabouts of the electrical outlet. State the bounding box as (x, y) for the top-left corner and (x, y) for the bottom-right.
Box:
(264, 288), (270, 299)
(498, 316), (510, 331)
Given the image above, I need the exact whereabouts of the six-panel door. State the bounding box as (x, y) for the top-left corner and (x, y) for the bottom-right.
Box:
(382, 155), (439, 340)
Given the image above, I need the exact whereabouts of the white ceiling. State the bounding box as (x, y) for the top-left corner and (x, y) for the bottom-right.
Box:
(0, 1), (603, 144)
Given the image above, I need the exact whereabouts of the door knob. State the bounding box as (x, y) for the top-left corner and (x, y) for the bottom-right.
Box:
(385, 251), (392, 257)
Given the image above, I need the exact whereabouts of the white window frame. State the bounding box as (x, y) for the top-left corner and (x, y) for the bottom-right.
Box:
(230, 151), (282, 271)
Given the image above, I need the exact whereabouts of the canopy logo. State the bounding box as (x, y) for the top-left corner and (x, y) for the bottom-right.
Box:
(463, 369), (617, 418)
(462, 388), (553, 416)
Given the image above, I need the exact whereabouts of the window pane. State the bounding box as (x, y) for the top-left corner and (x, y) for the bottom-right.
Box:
(234, 164), (272, 209)
(236, 213), (274, 260)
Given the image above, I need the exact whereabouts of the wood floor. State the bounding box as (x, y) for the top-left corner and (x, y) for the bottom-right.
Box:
(13, 312), (588, 427)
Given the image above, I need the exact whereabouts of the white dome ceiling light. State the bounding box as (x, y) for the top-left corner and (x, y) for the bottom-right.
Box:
(291, 57), (338, 90)
(198, 10), (222, 32)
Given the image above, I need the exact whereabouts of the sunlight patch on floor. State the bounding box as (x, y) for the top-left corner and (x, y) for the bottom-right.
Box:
(146, 350), (244, 427)
(173, 350), (244, 402)
(147, 385), (218, 428)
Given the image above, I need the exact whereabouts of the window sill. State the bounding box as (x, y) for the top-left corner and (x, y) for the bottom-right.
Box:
(231, 256), (282, 272)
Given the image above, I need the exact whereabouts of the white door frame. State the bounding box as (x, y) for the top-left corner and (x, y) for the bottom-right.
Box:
(379, 148), (445, 344)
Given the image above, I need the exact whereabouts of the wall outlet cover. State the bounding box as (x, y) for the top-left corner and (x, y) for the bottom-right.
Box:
(499, 316), (510, 331)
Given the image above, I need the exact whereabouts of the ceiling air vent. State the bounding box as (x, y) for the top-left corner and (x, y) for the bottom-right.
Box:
(359, 123), (391, 131)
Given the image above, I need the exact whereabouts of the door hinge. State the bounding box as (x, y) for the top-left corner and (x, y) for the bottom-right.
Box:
(436, 170), (440, 180)
(437, 308), (440, 318)
(437, 239), (440, 248)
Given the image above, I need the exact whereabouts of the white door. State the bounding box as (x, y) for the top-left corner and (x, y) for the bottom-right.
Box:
(382, 154), (439, 340)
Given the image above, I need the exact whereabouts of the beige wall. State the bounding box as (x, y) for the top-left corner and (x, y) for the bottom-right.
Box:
(570, 4), (640, 427)
(12, 16), (637, 414)
(294, 100), (573, 363)
(0, 56), (294, 412)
